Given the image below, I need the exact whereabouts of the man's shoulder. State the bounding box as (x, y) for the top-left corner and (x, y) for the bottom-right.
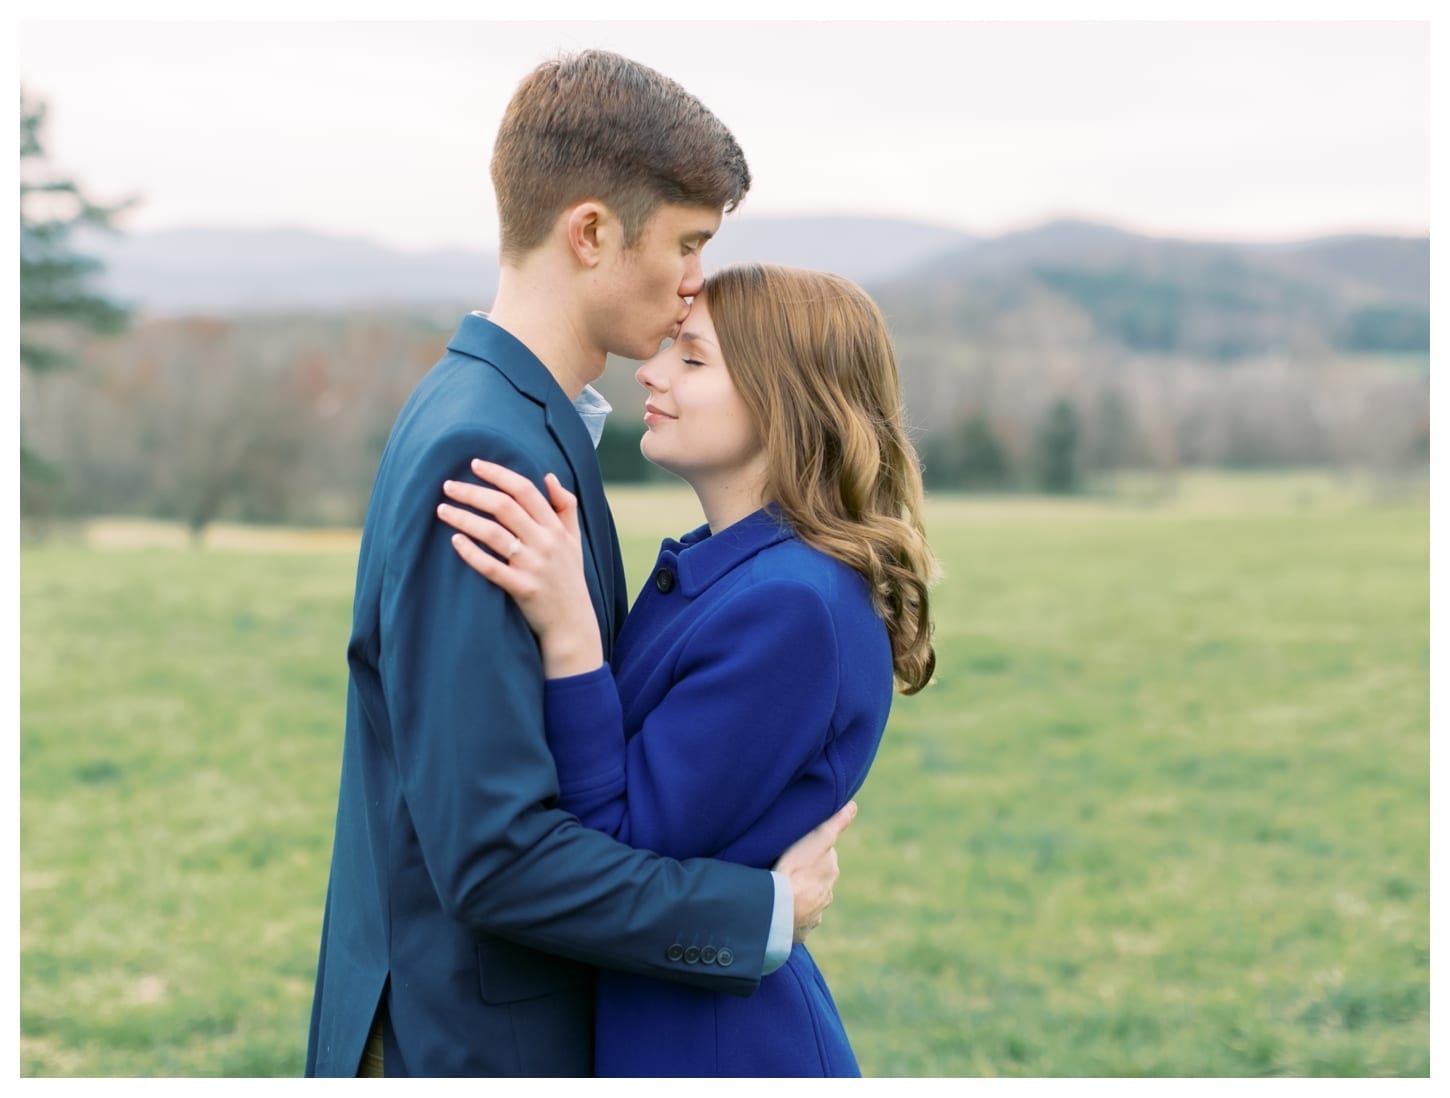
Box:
(385, 353), (548, 458)
(365, 354), (556, 525)
(406, 349), (540, 426)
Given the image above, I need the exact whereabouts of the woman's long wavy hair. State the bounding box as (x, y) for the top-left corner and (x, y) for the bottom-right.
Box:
(702, 263), (939, 694)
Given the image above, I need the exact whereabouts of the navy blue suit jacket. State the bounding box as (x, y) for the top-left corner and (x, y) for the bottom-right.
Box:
(305, 314), (774, 1077)
(542, 508), (894, 1075)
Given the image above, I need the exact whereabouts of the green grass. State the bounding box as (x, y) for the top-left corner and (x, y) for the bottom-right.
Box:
(19, 473), (1428, 1076)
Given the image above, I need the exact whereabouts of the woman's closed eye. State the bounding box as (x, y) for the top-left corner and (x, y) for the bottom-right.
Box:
(683, 357), (706, 367)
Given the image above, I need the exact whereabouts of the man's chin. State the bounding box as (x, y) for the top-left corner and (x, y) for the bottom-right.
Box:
(638, 336), (674, 359)
(610, 333), (676, 362)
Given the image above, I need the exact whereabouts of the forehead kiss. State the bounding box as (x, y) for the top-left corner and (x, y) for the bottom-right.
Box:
(676, 297), (719, 349)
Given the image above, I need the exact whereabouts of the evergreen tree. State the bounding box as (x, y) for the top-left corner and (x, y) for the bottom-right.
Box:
(919, 429), (957, 490)
(956, 412), (1009, 490)
(20, 89), (133, 514)
(596, 418), (653, 484)
(1036, 398), (1082, 494)
(1086, 386), (1141, 474)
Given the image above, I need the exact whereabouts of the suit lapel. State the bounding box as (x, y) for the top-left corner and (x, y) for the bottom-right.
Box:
(544, 403), (619, 652)
(445, 313), (621, 651)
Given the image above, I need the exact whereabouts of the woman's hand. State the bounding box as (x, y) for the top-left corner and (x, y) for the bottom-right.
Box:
(437, 459), (603, 679)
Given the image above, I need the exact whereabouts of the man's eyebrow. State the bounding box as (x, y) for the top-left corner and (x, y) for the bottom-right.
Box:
(684, 230), (715, 244)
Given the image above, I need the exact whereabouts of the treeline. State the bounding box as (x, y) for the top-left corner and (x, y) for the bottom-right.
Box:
(20, 88), (1427, 534)
(1029, 262), (1429, 359)
(21, 312), (450, 532)
(856, 233), (1430, 495)
(18, 309), (1428, 536)
(909, 356), (1427, 495)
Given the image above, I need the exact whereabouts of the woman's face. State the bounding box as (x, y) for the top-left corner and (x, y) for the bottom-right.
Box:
(634, 294), (765, 492)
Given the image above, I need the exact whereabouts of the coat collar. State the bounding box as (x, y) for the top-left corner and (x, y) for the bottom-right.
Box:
(666, 505), (795, 597)
(444, 311), (597, 471)
(446, 312), (564, 408)
(446, 311), (619, 638)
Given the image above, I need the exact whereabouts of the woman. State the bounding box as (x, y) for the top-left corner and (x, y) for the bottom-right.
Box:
(436, 264), (937, 1076)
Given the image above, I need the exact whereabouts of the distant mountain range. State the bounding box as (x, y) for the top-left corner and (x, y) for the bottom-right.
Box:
(902, 219), (1427, 304)
(75, 216), (1427, 363)
(699, 215), (977, 286)
(78, 215), (978, 315)
(80, 227), (498, 314)
(873, 219), (1428, 360)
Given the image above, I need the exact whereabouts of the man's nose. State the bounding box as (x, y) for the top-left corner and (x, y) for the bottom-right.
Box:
(679, 254), (705, 298)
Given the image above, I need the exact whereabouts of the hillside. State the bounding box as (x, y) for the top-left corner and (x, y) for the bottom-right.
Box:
(79, 215), (977, 316)
(78, 217), (1427, 368)
(874, 220), (1429, 360)
(81, 227), (497, 314)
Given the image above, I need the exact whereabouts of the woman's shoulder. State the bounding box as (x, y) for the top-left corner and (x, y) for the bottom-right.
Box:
(738, 537), (891, 679)
(748, 534), (874, 614)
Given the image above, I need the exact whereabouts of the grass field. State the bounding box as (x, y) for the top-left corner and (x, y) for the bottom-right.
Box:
(18, 473), (1429, 1076)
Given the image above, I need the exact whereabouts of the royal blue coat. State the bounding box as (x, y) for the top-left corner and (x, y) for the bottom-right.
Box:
(542, 506), (895, 1076)
(305, 314), (776, 1077)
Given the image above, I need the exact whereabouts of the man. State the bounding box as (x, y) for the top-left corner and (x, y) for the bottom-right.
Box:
(305, 50), (855, 1078)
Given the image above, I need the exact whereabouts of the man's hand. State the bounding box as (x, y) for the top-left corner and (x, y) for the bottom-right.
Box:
(774, 801), (858, 944)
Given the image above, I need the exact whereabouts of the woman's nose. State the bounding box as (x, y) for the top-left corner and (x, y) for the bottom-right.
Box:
(636, 355), (667, 390)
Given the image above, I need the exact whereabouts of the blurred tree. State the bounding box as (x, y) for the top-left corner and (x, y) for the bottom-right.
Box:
(596, 418), (653, 483)
(1337, 305), (1431, 353)
(20, 89), (133, 518)
(920, 428), (956, 490)
(1084, 386), (1142, 474)
(129, 318), (314, 541)
(920, 412), (1013, 492)
(956, 412), (1010, 490)
(1037, 268), (1182, 353)
(1036, 398), (1081, 494)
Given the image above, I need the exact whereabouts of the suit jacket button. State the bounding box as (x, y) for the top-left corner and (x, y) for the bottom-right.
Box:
(683, 946), (701, 964)
(700, 946), (717, 964)
(666, 944), (685, 962)
(654, 568), (676, 594)
(716, 948), (734, 967)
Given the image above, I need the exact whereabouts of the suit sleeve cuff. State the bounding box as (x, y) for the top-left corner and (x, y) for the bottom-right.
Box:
(762, 870), (794, 974)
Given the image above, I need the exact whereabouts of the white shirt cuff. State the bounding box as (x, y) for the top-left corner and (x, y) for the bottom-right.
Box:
(762, 870), (794, 974)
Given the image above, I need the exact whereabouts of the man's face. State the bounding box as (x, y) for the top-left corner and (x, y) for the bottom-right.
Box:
(592, 203), (722, 362)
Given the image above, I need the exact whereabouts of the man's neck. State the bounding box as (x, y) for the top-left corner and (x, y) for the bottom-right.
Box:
(486, 264), (605, 401)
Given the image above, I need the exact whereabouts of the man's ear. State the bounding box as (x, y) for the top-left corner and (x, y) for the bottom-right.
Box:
(564, 201), (613, 269)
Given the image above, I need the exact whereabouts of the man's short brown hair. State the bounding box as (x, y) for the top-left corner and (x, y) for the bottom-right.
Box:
(491, 50), (751, 261)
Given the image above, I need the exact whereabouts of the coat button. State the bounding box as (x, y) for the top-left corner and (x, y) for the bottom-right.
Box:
(700, 946), (717, 964)
(654, 568), (676, 593)
(683, 946), (701, 964)
(666, 944), (684, 962)
(716, 948), (734, 968)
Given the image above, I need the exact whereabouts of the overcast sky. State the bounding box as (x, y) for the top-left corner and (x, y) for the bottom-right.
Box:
(16, 14), (1432, 253)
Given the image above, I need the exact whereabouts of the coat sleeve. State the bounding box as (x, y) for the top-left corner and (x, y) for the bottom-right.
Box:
(541, 577), (843, 862)
(375, 425), (774, 992)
